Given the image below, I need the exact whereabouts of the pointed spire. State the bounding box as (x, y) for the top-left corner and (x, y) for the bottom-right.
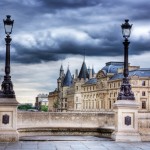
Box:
(63, 68), (73, 87)
(59, 64), (64, 78)
(87, 66), (90, 74)
(78, 61), (89, 80)
(92, 65), (95, 76)
(60, 64), (63, 71)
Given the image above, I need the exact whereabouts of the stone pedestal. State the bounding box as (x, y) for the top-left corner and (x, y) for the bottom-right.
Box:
(111, 100), (141, 142)
(0, 98), (19, 142)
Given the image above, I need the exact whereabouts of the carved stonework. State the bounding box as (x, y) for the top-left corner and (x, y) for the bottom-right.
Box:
(97, 70), (106, 79)
(2, 114), (9, 124)
(125, 116), (131, 126)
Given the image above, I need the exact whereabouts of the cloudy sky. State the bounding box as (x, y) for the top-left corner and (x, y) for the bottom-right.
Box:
(0, 0), (150, 104)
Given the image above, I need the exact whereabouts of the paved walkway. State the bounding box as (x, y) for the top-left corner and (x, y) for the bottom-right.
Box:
(0, 136), (150, 150)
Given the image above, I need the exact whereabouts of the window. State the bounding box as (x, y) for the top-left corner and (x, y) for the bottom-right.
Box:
(114, 83), (115, 88)
(92, 101), (94, 109)
(65, 103), (67, 108)
(142, 101), (146, 109)
(118, 82), (120, 87)
(110, 93), (112, 97)
(142, 91), (146, 96)
(76, 86), (78, 91)
(110, 84), (111, 88)
(76, 97), (78, 102)
(142, 81), (146, 86)
(109, 101), (111, 109)
(76, 104), (78, 109)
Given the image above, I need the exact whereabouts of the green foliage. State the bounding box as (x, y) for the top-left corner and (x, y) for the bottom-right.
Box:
(53, 100), (59, 109)
(18, 104), (32, 110)
(41, 105), (48, 112)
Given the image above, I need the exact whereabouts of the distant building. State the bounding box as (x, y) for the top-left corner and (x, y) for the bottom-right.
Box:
(48, 60), (96, 112)
(35, 93), (48, 110)
(48, 61), (150, 112)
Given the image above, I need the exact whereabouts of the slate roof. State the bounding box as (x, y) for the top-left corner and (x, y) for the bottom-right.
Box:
(78, 61), (89, 80)
(84, 78), (97, 85)
(110, 68), (150, 80)
(63, 68), (73, 86)
(102, 62), (124, 74)
(60, 64), (63, 71)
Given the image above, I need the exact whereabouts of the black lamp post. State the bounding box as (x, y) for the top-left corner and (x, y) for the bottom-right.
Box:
(117, 19), (135, 100)
(0, 15), (15, 98)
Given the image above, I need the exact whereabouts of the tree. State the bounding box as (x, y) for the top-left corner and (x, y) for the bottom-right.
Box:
(18, 104), (32, 110)
(41, 105), (48, 112)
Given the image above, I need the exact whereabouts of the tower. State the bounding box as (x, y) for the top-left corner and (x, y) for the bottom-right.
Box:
(57, 64), (64, 91)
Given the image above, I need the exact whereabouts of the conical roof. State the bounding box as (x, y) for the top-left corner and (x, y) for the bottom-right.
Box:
(60, 64), (63, 71)
(78, 61), (89, 80)
(63, 68), (73, 87)
(92, 67), (95, 76)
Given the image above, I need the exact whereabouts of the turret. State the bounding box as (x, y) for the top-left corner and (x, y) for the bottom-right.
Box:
(78, 61), (89, 80)
(57, 64), (65, 91)
(60, 64), (64, 78)
(63, 67), (73, 87)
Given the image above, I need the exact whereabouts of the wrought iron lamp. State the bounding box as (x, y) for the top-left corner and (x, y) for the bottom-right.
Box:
(0, 15), (15, 98)
(117, 19), (135, 100)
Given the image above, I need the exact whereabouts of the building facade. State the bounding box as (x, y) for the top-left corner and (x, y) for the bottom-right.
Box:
(48, 61), (150, 112)
(35, 93), (48, 110)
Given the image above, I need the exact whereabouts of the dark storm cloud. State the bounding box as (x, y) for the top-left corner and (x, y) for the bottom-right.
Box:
(0, 0), (150, 64)
(42, 0), (101, 9)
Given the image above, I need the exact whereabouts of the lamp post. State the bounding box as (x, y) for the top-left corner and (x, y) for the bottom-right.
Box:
(0, 15), (15, 98)
(117, 19), (135, 100)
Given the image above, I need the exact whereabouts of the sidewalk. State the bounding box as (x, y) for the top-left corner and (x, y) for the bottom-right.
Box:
(0, 136), (149, 150)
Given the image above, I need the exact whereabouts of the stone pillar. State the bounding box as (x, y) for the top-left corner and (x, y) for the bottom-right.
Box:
(0, 98), (19, 142)
(111, 100), (141, 142)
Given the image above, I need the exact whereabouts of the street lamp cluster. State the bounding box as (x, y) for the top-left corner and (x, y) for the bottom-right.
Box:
(0, 15), (15, 98)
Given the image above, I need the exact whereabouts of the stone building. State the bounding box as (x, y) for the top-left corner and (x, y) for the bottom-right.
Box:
(48, 61), (150, 112)
(35, 93), (48, 110)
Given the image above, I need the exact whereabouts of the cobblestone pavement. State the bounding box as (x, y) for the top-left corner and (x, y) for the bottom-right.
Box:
(0, 136), (150, 150)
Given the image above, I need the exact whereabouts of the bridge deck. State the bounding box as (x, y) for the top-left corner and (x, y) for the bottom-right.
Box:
(0, 136), (149, 150)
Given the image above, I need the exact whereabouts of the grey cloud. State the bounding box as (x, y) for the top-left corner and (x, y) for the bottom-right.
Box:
(0, 0), (150, 64)
(42, 0), (101, 9)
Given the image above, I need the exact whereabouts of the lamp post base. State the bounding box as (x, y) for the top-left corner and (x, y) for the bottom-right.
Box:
(117, 78), (135, 100)
(0, 98), (19, 142)
(0, 75), (15, 98)
(111, 100), (141, 142)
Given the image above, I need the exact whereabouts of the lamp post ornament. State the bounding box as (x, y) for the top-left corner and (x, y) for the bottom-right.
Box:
(117, 19), (135, 100)
(0, 15), (15, 98)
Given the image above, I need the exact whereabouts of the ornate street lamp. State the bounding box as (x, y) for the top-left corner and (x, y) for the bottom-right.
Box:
(0, 15), (15, 98)
(117, 19), (135, 100)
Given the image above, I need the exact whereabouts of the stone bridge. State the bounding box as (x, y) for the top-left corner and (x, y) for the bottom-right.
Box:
(16, 111), (150, 141)
(17, 111), (115, 137)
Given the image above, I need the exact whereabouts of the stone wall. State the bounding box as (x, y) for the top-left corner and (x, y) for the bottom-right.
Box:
(17, 111), (115, 128)
(138, 112), (150, 141)
(17, 111), (115, 137)
(17, 111), (150, 141)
